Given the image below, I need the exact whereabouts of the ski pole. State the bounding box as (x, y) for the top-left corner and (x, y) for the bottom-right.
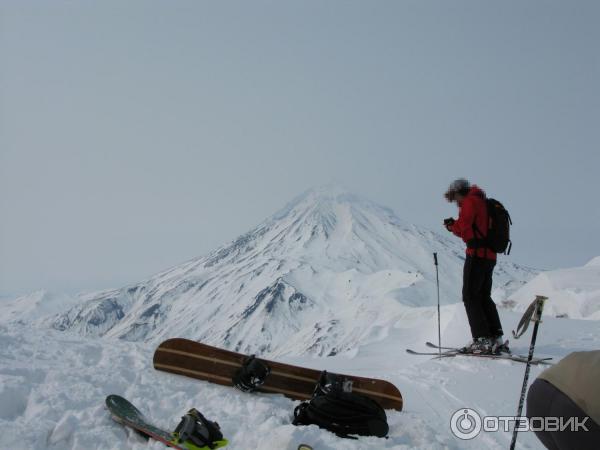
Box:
(509, 295), (547, 450)
(433, 253), (441, 359)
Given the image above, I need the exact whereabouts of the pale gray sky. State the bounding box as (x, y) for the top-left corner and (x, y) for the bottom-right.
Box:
(1, 1), (599, 296)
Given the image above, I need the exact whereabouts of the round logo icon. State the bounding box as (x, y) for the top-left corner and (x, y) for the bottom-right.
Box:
(450, 408), (482, 440)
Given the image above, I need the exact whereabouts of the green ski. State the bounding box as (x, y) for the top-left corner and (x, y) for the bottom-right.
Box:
(105, 395), (228, 449)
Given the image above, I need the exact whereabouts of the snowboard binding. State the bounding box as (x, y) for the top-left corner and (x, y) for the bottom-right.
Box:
(171, 408), (227, 450)
(232, 355), (271, 392)
(313, 371), (353, 397)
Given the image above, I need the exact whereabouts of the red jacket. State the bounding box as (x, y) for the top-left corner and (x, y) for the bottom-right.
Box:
(449, 185), (496, 261)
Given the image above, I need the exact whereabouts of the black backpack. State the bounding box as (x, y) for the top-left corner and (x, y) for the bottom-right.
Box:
(471, 196), (512, 255)
(485, 198), (512, 255)
(292, 372), (389, 439)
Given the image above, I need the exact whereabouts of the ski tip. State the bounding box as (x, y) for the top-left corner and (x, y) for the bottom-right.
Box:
(105, 394), (122, 408)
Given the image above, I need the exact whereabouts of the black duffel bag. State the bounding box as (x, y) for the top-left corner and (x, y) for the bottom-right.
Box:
(292, 372), (389, 439)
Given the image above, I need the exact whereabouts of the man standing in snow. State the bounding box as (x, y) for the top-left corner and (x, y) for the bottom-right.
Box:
(444, 178), (507, 354)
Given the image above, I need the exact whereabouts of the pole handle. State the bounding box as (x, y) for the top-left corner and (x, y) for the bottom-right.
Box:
(509, 296), (548, 450)
(433, 252), (438, 266)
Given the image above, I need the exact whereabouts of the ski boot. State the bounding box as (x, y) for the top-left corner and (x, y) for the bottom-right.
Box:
(492, 336), (511, 354)
(460, 337), (493, 355)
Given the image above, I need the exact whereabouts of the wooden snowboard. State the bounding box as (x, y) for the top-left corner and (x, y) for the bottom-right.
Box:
(153, 338), (403, 411)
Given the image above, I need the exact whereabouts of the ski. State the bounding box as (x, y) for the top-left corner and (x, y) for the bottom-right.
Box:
(426, 340), (514, 353)
(406, 348), (458, 357)
(424, 341), (553, 363)
(406, 348), (552, 365)
(425, 341), (464, 351)
(425, 341), (512, 354)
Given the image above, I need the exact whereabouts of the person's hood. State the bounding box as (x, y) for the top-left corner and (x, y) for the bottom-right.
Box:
(468, 185), (486, 197)
(457, 185), (485, 206)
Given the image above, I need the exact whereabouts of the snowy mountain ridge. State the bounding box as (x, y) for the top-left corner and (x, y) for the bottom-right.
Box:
(0, 290), (79, 324)
(5, 187), (537, 357)
(508, 256), (600, 320)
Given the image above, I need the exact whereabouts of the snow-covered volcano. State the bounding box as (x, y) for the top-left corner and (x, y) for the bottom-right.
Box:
(46, 186), (535, 356)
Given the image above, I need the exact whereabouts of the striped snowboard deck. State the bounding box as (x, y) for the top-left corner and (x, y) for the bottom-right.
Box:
(153, 338), (403, 411)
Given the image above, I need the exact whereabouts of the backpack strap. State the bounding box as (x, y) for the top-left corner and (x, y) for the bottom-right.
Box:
(512, 297), (544, 339)
(469, 195), (492, 257)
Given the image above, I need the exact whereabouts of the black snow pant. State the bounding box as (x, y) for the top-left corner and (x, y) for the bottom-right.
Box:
(527, 378), (600, 450)
(462, 255), (503, 339)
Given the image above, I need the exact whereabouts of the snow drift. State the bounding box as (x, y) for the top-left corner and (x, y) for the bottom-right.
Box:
(508, 256), (600, 320)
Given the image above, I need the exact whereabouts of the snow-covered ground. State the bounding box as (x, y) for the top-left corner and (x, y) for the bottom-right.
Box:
(1, 306), (599, 450)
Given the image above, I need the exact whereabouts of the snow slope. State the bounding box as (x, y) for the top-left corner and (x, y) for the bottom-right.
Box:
(508, 257), (600, 320)
(38, 186), (535, 358)
(1, 307), (598, 450)
(0, 290), (79, 324)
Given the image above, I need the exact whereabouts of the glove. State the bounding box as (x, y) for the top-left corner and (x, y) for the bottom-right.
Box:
(444, 217), (455, 232)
